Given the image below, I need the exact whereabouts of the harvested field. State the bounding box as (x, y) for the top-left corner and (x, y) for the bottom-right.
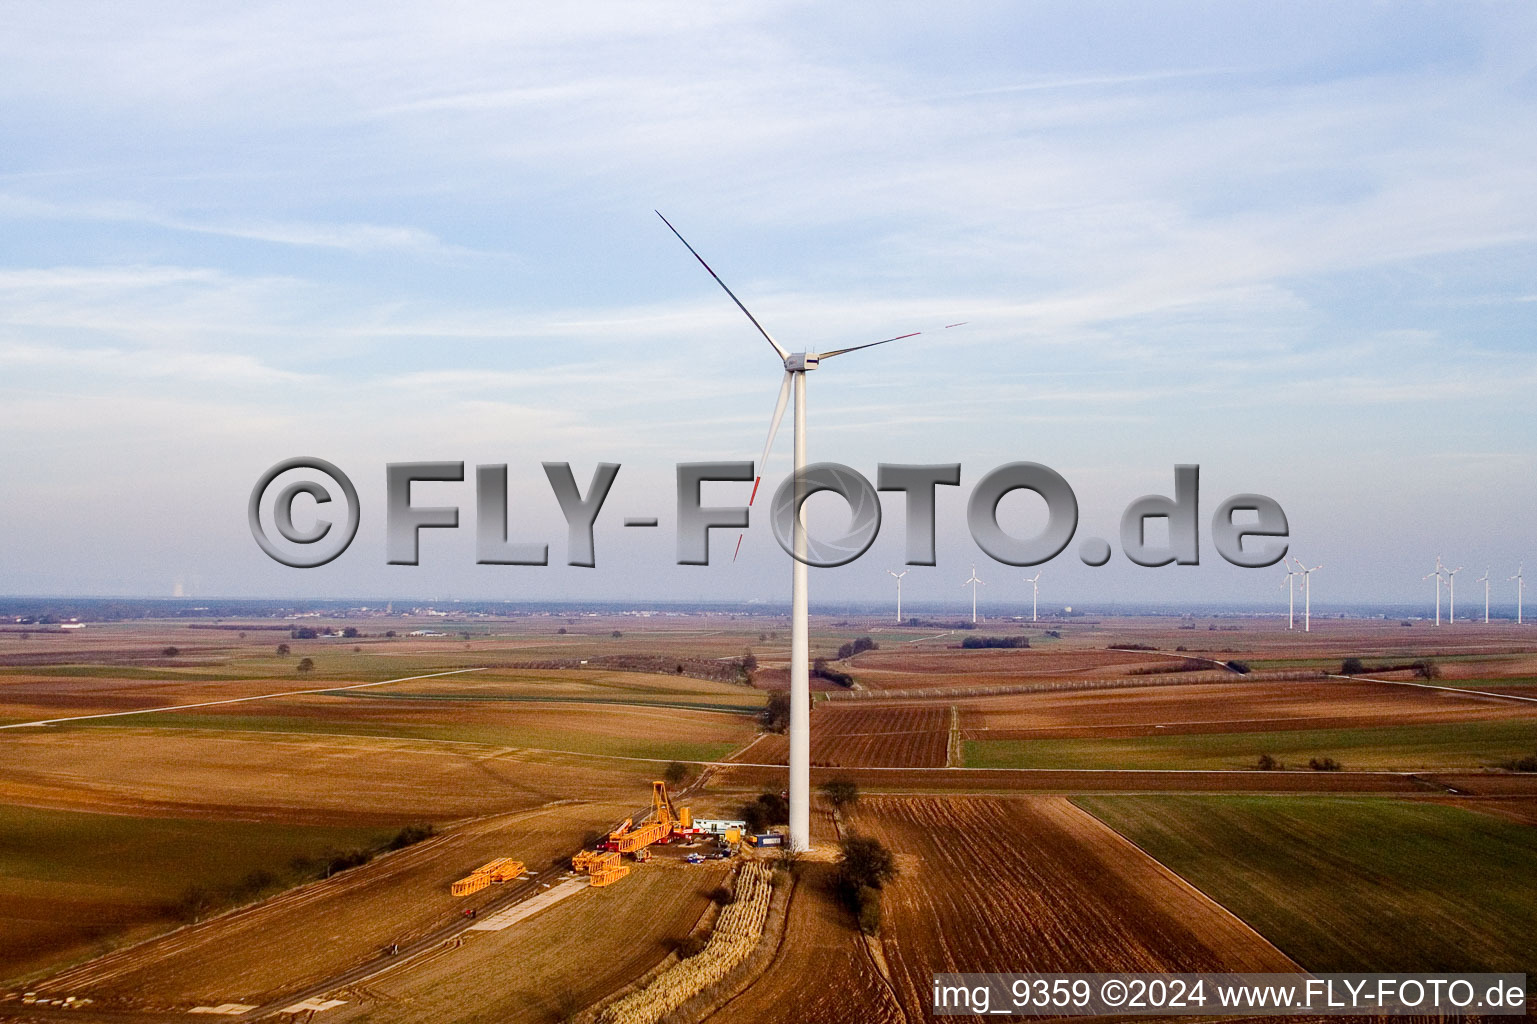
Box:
(735, 704), (948, 768)
(963, 718), (1537, 772)
(123, 693), (756, 762)
(845, 646), (1179, 690)
(26, 801), (632, 1009)
(1079, 795), (1537, 975)
(848, 796), (1296, 1020)
(324, 860), (729, 1024)
(956, 679), (1537, 740)
(0, 728), (658, 824)
(707, 764), (1426, 795)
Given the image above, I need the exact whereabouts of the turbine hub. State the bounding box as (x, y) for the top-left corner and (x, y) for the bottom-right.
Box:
(784, 352), (819, 372)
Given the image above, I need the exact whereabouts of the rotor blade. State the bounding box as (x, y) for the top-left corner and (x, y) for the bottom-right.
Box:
(656, 211), (788, 360)
(733, 371), (793, 562)
(820, 321), (969, 360)
(749, 372), (793, 506)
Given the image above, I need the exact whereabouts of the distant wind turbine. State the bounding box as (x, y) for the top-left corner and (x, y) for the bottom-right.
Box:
(657, 211), (963, 854)
(1511, 565), (1525, 625)
(1024, 571), (1042, 622)
(1290, 557), (1321, 632)
(1423, 556), (1446, 626)
(962, 564), (984, 624)
(1446, 564), (1464, 624)
(886, 570), (908, 624)
(1281, 563), (1299, 630)
(1477, 569), (1490, 624)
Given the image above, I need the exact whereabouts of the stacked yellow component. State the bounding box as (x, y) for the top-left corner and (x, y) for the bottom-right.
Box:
(451, 856), (525, 896)
(479, 857), (525, 882)
(450, 873), (490, 897)
(573, 849), (630, 888)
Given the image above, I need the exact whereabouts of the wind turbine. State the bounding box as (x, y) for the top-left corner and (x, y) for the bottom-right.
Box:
(1446, 564), (1463, 624)
(886, 570), (908, 624)
(1511, 565), (1525, 625)
(963, 564), (985, 624)
(1477, 569), (1490, 624)
(1023, 571), (1042, 622)
(658, 212), (961, 854)
(1281, 563), (1298, 630)
(1423, 556), (1445, 626)
(1291, 558), (1321, 632)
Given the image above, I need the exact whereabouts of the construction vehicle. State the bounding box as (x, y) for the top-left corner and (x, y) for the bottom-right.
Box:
(603, 781), (699, 855)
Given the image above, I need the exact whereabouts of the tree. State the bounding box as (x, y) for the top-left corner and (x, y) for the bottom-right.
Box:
(276, 643), (290, 656)
(291, 626), (317, 640)
(1255, 753), (1280, 771)
(835, 835), (897, 893)
(1341, 658), (1365, 675)
(834, 835), (897, 933)
(342, 626), (360, 638)
(611, 630), (622, 638)
(741, 650), (758, 672)
(161, 646), (180, 657)
(761, 692), (791, 733)
(384, 630), (397, 638)
(1413, 659), (1440, 680)
(821, 778), (858, 809)
(663, 761), (689, 786)
(297, 657), (314, 673)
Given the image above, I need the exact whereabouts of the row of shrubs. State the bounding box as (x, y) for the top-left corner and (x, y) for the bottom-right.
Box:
(1340, 657), (1439, 678)
(1255, 754), (1341, 771)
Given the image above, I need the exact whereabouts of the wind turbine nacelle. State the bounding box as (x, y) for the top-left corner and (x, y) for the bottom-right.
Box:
(784, 352), (819, 372)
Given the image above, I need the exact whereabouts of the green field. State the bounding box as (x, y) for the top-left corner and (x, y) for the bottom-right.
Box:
(963, 719), (1537, 771)
(1076, 795), (1537, 975)
(0, 802), (393, 983)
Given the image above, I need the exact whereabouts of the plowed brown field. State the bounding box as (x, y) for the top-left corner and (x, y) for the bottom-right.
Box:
(736, 704), (948, 768)
(957, 680), (1537, 740)
(852, 796), (1298, 1019)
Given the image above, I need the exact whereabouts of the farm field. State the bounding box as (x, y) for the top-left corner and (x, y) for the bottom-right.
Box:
(735, 704), (949, 768)
(24, 800), (633, 1008)
(962, 718), (1537, 771)
(58, 695), (756, 763)
(0, 803), (392, 984)
(845, 796), (1297, 1019)
(955, 678), (1537, 739)
(0, 727), (660, 824)
(326, 859), (729, 1024)
(1077, 795), (1537, 975)
(4, 611), (1537, 1022)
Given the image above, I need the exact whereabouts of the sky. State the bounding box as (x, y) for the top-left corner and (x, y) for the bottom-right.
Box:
(1, 2), (1535, 612)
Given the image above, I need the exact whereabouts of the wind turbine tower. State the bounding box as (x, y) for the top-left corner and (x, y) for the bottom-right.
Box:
(1024, 571), (1042, 622)
(1282, 563), (1298, 630)
(1291, 558), (1322, 632)
(1477, 569), (1490, 624)
(1446, 564), (1463, 624)
(963, 564), (985, 624)
(886, 570), (908, 624)
(657, 212), (961, 854)
(1423, 557), (1445, 626)
(1512, 566), (1525, 625)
